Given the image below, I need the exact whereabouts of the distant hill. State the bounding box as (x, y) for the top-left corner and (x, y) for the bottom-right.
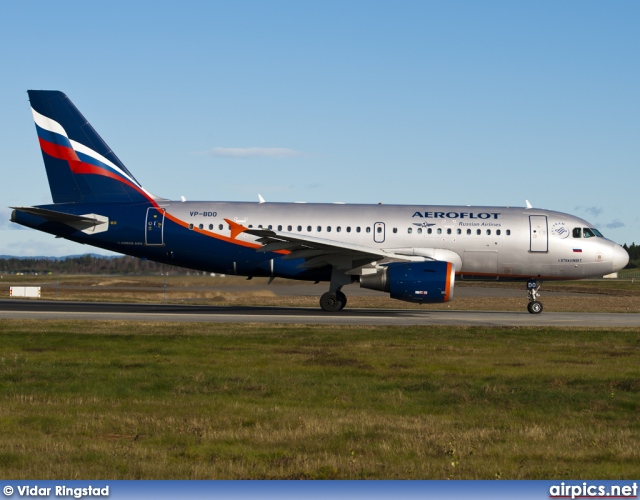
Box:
(0, 253), (117, 261)
(0, 254), (190, 275)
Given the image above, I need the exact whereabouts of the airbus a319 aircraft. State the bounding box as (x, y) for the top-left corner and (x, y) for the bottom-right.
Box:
(11, 91), (629, 313)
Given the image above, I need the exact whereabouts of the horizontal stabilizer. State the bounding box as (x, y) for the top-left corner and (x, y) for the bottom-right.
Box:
(11, 206), (109, 234)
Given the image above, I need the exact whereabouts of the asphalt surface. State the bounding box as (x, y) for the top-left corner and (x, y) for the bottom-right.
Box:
(1, 299), (639, 327)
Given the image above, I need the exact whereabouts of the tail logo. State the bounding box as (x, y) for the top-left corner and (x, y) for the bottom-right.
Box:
(31, 107), (154, 202)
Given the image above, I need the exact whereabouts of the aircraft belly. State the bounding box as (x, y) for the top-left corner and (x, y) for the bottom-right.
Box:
(461, 250), (498, 274)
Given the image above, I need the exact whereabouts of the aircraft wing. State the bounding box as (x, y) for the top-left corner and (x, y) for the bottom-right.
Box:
(225, 218), (421, 272)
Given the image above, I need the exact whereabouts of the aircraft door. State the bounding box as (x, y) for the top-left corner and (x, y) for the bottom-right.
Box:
(529, 215), (548, 252)
(145, 207), (165, 245)
(373, 222), (385, 243)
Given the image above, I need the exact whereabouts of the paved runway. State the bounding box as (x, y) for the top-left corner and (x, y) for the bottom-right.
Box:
(1, 299), (639, 327)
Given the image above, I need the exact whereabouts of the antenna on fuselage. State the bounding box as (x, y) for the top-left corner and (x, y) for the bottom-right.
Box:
(258, 194), (266, 204)
(525, 200), (533, 209)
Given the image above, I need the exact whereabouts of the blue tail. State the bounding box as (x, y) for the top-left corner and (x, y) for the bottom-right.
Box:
(28, 90), (156, 204)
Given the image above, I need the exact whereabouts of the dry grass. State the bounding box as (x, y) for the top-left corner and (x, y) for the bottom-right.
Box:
(3, 274), (640, 313)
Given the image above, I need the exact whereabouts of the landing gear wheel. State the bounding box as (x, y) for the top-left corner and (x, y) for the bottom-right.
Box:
(526, 280), (543, 314)
(527, 301), (543, 314)
(320, 292), (344, 312)
(336, 291), (347, 310)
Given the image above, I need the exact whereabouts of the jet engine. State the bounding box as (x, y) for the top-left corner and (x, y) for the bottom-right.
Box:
(359, 261), (455, 304)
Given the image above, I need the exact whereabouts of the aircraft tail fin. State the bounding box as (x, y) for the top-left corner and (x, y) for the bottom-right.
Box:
(27, 90), (159, 204)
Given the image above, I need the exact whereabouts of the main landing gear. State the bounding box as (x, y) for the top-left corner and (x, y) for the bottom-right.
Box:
(526, 280), (543, 314)
(319, 268), (352, 312)
(320, 290), (347, 312)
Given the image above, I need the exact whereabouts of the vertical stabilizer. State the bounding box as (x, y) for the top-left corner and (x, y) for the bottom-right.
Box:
(28, 90), (156, 204)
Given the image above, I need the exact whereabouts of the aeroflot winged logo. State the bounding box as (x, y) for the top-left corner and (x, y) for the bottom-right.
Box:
(412, 211), (501, 219)
(31, 107), (144, 190)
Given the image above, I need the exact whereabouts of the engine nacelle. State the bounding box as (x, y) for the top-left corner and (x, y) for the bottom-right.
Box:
(360, 261), (455, 304)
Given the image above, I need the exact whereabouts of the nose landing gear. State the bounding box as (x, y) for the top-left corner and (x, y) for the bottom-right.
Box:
(527, 280), (543, 314)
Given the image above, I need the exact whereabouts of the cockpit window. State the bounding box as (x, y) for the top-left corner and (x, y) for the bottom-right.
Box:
(572, 227), (582, 238)
(591, 228), (604, 237)
(583, 228), (596, 238)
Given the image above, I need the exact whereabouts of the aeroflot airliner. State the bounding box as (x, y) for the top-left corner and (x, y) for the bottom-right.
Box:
(11, 91), (629, 313)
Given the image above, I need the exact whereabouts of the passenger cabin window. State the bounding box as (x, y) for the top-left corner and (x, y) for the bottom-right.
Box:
(447, 228), (452, 235)
(457, 229), (461, 235)
(356, 227), (361, 233)
(337, 226), (342, 233)
(297, 225), (302, 231)
(198, 224), (203, 230)
(366, 227), (371, 233)
(408, 228), (413, 234)
(573, 228), (582, 238)
(476, 229), (481, 235)
(392, 228), (397, 234)
(467, 229), (471, 235)
(347, 227), (351, 233)
(506, 229), (511, 235)
(307, 226), (312, 232)
(417, 228), (422, 234)
(287, 225), (292, 231)
(277, 225), (282, 231)
(327, 226), (331, 232)
(317, 226), (322, 232)
(437, 228), (442, 235)
(209, 224), (213, 230)
(428, 228), (432, 234)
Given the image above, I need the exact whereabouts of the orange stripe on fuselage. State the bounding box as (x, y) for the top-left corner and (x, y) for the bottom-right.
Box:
(162, 212), (278, 251)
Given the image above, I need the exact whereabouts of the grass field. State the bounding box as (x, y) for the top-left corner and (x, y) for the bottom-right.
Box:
(0, 320), (638, 479)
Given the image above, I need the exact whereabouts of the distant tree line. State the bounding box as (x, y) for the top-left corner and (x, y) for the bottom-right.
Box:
(623, 243), (640, 269)
(1, 243), (638, 274)
(0, 255), (193, 275)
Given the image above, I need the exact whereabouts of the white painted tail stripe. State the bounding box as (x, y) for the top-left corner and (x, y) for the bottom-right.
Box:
(31, 108), (68, 137)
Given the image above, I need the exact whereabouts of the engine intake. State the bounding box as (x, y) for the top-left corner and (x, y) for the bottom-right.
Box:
(360, 261), (455, 304)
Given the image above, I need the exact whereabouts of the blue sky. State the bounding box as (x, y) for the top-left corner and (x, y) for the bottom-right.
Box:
(1, 0), (638, 256)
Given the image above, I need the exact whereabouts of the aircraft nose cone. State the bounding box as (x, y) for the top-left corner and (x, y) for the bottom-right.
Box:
(612, 244), (629, 272)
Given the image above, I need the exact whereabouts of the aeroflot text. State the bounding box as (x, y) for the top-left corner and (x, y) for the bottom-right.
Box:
(14, 485), (109, 498)
(412, 212), (500, 219)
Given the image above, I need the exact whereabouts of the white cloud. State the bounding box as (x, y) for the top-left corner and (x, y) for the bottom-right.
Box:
(198, 147), (305, 158)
